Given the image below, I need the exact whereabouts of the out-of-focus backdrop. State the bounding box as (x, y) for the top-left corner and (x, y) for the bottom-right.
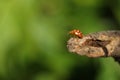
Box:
(0, 0), (120, 80)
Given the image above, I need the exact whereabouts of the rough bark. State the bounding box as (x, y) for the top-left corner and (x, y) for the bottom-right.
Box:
(67, 30), (120, 63)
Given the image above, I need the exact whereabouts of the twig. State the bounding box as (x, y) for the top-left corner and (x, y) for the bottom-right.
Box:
(67, 30), (120, 63)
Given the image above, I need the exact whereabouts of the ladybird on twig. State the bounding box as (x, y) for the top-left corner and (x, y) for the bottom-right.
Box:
(69, 29), (83, 38)
(67, 30), (120, 64)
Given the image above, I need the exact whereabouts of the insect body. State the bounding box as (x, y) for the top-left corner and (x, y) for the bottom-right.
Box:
(69, 29), (83, 38)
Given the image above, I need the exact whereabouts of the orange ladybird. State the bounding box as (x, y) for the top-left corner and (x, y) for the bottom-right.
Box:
(69, 29), (83, 38)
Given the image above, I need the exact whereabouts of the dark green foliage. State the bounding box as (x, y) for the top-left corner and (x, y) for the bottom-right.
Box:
(0, 0), (120, 80)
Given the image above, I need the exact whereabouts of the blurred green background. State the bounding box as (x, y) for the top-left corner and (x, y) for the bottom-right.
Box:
(0, 0), (120, 80)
